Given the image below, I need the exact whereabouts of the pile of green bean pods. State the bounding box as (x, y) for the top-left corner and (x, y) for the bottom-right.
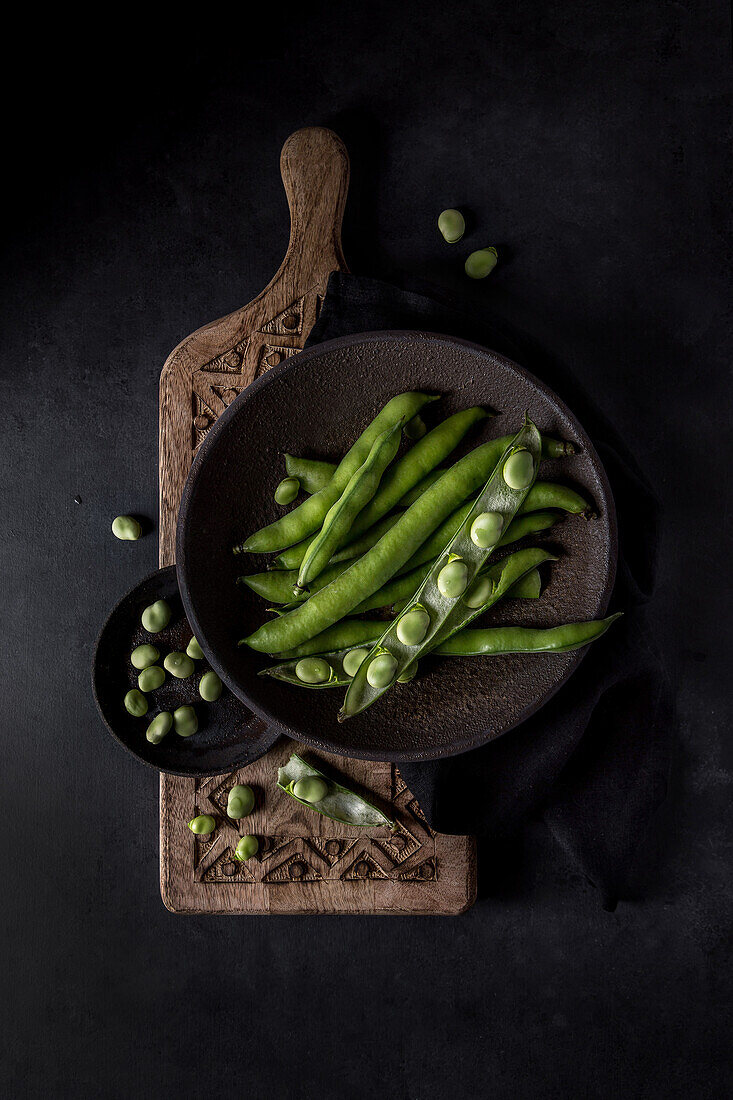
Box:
(234, 394), (620, 719)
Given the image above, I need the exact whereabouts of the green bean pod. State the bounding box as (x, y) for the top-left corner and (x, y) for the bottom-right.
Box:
(349, 511), (557, 615)
(268, 559), (546, 659)
(244, 425), (547, 654)
(297, 421), (403, 590)
(340, 418), (542, 718)
(239, 508), (557, 609)
(284, 454), (336, 494)
(429, 547), (556, 653)
(390, 560), (543, 615)
(259, 614), (622, 688)
(238, 559), (350, 604)
(274, 453), (582, 570)
(286, 407), (488, 572)
(277, 753), (395, 828)
(237, 392), (436, 553)
(274, 510), (402, 570)
(329, 512), (403, 564)
(290, 436), (575, 505)
(436, 613), (623, 655)
(506, 567), (542, 599)
(339, 406), (489, 541)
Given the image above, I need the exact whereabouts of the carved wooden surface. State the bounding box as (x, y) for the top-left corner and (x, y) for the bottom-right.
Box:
(158, 127), (476, 914)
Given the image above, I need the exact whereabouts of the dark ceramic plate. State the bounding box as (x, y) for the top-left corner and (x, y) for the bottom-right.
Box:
(177, 332), (617, 762)
(92, 566), (279, 775)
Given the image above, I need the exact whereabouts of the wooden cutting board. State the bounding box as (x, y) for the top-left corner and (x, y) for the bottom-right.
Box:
(158, 127), (476, 914)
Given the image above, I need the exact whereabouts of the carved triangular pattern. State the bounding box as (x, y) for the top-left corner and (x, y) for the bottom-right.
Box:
(211, 385), (242, 407)
(261, 297), (305, 336)
(304, 837), (358, 868)
(262, 853), (323, 884)
(257, 836), (292, 862)
(397, 857), (437, 882)
(201, 846), (256, 883)
(373, 820), (423, 866)
(392, 765), (408, 799)
(340, 849), (389, 881)
(406, 797), (436, 836)
(198, 338), (250, 374)
(192, 829), (224, 875)
(256, 342), (301, 377)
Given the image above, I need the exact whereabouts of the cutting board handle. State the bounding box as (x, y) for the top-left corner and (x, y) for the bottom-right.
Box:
(280, 127), (350, 276)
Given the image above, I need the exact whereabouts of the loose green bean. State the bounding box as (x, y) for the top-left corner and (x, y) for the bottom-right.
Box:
(173, 705), (198, 738)
(188, 814), (216, 835)
(274, 477), (300, 505)
(124, 689), (148, 717)
(465, 247), (498, 279)
(138, 665), (165, 692)
(199, 670), (223, 701)
(438, 208), (466, 243)
(141, 599), (171, 633)
(297, 421), (403, 590)
(227, 784), (255, 818)
(237, 392), (436, 553)
(146, 711), (172, 744)
(234, 835), (259, 860)
(164, 651), (195, 679)
(131, 644), (159, 670)
(112, 515), (142, 541)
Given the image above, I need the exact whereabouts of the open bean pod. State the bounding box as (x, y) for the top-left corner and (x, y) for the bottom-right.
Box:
(340, 417), (543, 719)
(277, 753), (395, 828)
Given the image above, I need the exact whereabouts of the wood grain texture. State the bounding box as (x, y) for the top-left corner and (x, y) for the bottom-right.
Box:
(158, 127), (476, 914)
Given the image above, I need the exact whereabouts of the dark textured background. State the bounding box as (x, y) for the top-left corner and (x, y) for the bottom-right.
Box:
(2, 4), (731, 1097)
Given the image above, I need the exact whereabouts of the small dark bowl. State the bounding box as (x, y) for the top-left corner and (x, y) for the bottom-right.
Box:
(92, 566), (279, 775)
(177, 331), (617, 762)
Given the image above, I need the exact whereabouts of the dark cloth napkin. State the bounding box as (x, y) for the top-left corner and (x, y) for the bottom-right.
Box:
(305, 272), (672, 909)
